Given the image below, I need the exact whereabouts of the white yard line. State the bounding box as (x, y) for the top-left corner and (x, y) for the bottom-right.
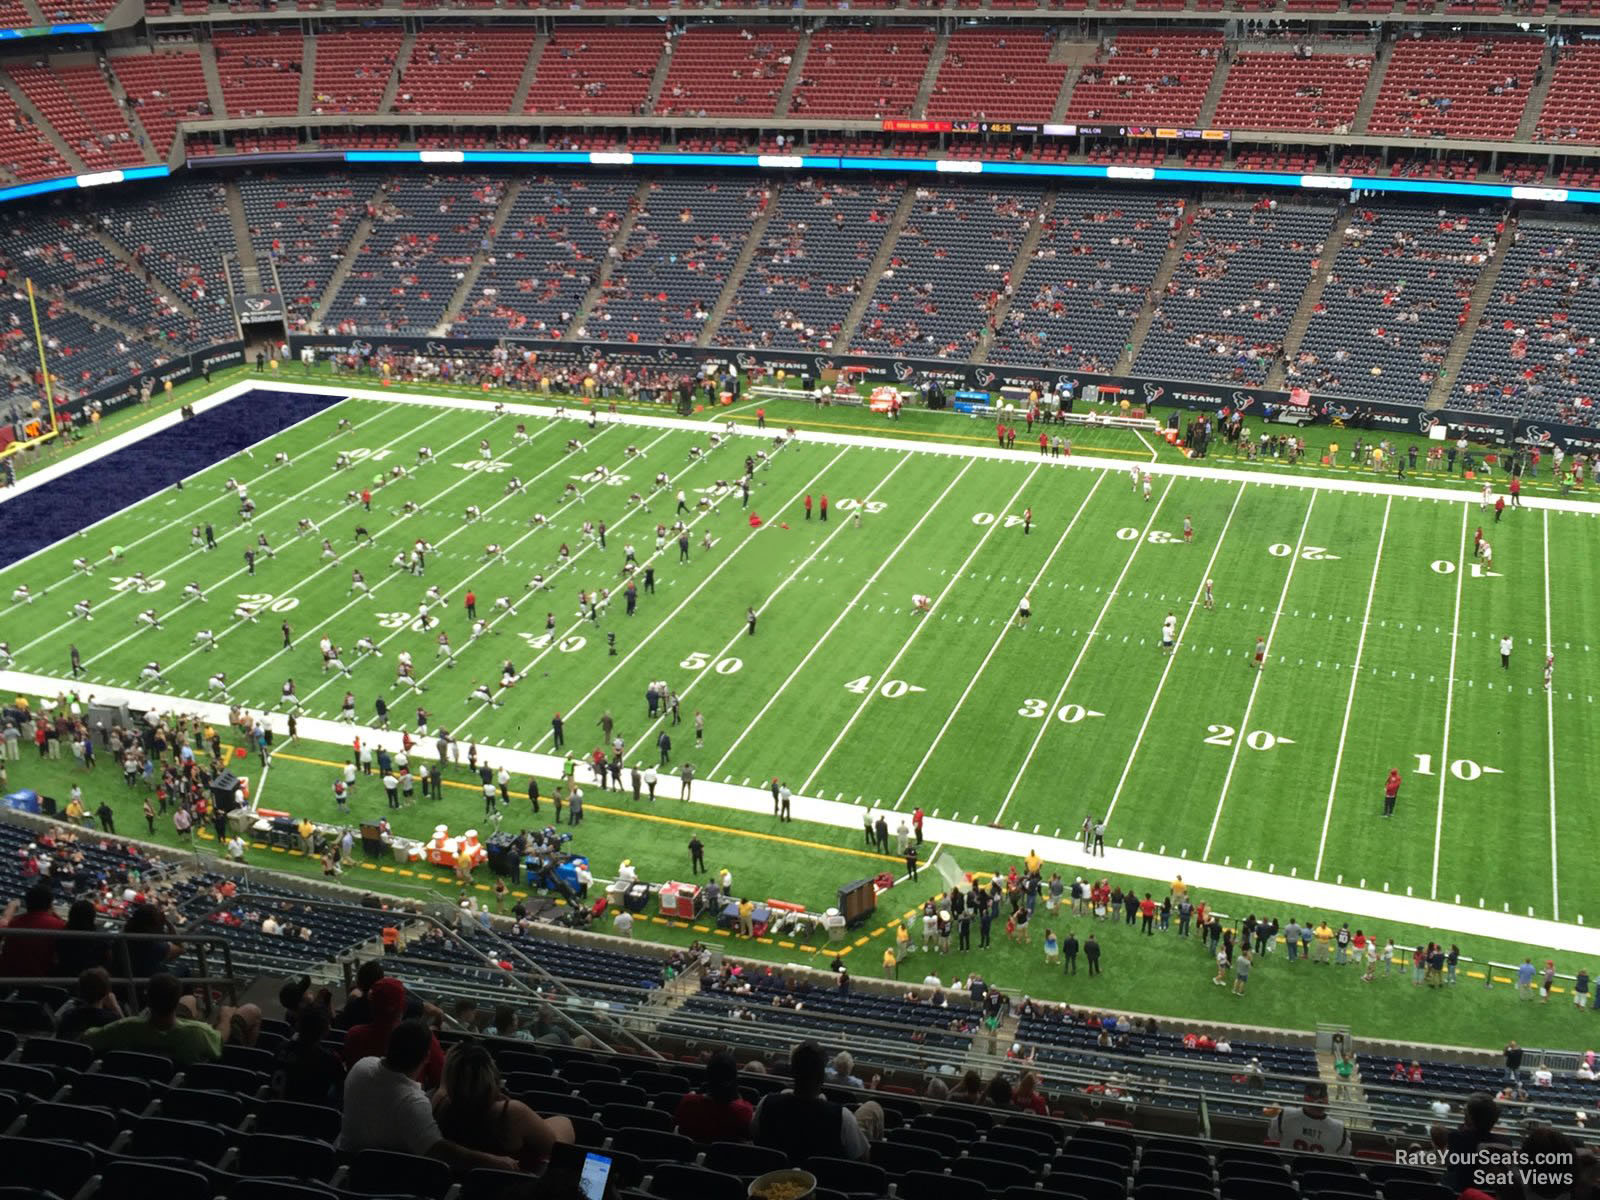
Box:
(1103, 480), (1247, 825)
(989, 478), (1175, 830)
(710, 459), (976, 778)
(798, 463), (1043, 796)
(1544, 509), (1559, 920)
(1201, 491), (1318, 861)
(890, 472), (1109, 812)
(1430, 503), (1470, 901)
(1134, 429), (1159, 461)
(623, 452), (917, 760)
(1313, 495), (1391, 881)
(515, 448), (853, 751)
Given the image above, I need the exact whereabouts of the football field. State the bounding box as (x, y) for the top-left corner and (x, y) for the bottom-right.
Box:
(4, 388), (1596, 927)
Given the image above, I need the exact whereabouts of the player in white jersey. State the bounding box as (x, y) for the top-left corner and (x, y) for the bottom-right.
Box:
(1142, 473), (1152, 502)
(1545, 653), (1555, 691)
(913, 594), (933, 613)
(655, 471), (670, 491)
(355, 636), (380, 658)
(11, 584), (33, 603)
(390, 551), (410, 571)
(512, 424), (530, 445)
(499, 660), (520, 688)
(281, 678), (299, 709)
(425, 586), (445, 606)
(183, 582), (207, 602)
(471, 619), (489, 640)
(194, 628), (217, 651)
(1016, 596), (1031, 627)
(1130, 464), (1140, 491)
(1480, 541), (1494, 571)
(137, 608), (162, 630)
(327, 648), (352, 676)
(565, 438), (583, 455)
(527, 574), (545, 592)
(402, 500), (420, 515)
(0, 642), (11, 667)
(1161, 612), (1177, 653)
(256, 533), (275, 560)
(349, 569), (369, 597)
(529, 513), (548, 528)
(274, 451), (291, 467)
(339, 691), (357, 722)
(319, 634), (333, 660)
(297, 518), (319, 535)
(1183, 516), (1193, 544)
(224, 476), (239, 492)
(479, 439), (492, 461)
(465, 505), (481, 522)
(469, 682), (501, 707)
(129, 571), (152, 592)
(337, 417), (354, 432)
(1481, 480), (1492, 510)
(436, 632), (456, 666)
(72, 599), (93, 621)
(483, 544), (503, 560)
(190, 526), (204, 549)
(493, 596), (512, 613)
(140, 661), (164, 683)
(1203, 578), (1215, 610)
(416, 602), (433, 630)
(335, 451), (351, 470)
(233, 602), (258, 622)
(208, 671), (229, 696)
(73, 556), (93, 574)
(504, 477), (522, 495)
(416, 445), (433, 465)
(321, 539), (339, 562)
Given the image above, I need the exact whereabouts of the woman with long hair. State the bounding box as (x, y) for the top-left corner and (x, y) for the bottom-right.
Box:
(432, 1041), (575, 1170)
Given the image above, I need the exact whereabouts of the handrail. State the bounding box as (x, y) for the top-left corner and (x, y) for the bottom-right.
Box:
(0, 926), (242, 1013)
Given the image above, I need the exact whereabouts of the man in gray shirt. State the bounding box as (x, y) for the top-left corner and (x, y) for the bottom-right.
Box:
(1284, 919), (1303, 962)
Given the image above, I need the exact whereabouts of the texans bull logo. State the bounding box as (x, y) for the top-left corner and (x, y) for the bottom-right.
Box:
(813, 356), (835, 373)
(1231, 392), (1256, 412)
(973, 368), (997, 388)
(1142, 383), (1165, 404)
(892, 360), (915, 382)
(735, 353), (758, 370)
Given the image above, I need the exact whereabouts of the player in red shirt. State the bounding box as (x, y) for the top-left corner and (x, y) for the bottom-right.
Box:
(1383, 768), (1401, 817)
(464, 591), (476, 620)
(1510, 474), (1522, 507)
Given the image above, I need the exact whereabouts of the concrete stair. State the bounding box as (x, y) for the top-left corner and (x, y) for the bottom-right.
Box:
(1049, 40), (1100, 123)
(1426, 212), (1515, 411)
(1268, 205), (1354, 389)
(699, 182), (781, 347)
(975, 190), (1057, 363)
(16, 0), (44, 26)
(1351, 42), (1391, 136)
(198, 41), (228, 122)
(1196, 52), (1231, 128)
(510, 34), (548, 115)
(1516, 41), (1559, 143)
(223, 180), (261, 285)
(1116, 218), (1194, 375)
(564, 178), (652, 341)
(86, 228), (195, 319)
(378, 33), (416, 115)
(433, 179), (526, 336)
(834, 186), (918, 355)
(298, 32), (317, 117)
(774, 31), (810, 117)
(308, 212), (376, 331)
(0, 67), (87, 173)
(99, 59), (158, 165)
(912, 31), (949, 119)
(643, 35), (675, 114)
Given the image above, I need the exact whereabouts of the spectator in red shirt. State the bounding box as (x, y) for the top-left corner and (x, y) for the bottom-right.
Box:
(342, 977), (444, 1090)
(674, 1050), (754, 1143)
(1138, 894), (1157, 936)
(0, 883), (65, 978)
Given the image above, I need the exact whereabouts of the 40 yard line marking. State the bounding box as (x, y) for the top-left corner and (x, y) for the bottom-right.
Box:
(798, 462), (1044, 796)
(1103, 479), (1247, 824)
(890, 471), (1108, 812)
(1314, 495), (1390, 880)
(1430, 503), (1470, 901)
(1202, 490), (1317, 861)
(990, 477), (1176, 828)
(1544, 509), (1559, 920)
(710, 458), (976, 777)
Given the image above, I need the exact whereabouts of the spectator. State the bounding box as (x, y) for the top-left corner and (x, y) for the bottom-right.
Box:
(56, 898), (109, 976)
(339, 1019), (519, 1172)
(0, 882), (64, 978)
(1014, 1069), (1049, 1116)
(56, 965), (122, 1038)
(675, 1050), (754, 1143)
(751, 1040), (870, 1161)
(486, 1004), (534, 1041)
(123, 903), (186, 978)
(272, 1000), (346, 1104)
(432, 1040), (576, 1169)
(1438, 1092), (1504, 1193)
(81, 971), (222, 1065)
(342, 977), (444, 1089)
(827, 1050), (865, 1089)
(337, 960), (435, 1028)
(1266, 1082), (1351, 1156)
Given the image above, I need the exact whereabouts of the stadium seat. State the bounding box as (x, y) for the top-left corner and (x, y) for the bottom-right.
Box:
(20, 1038), (95, 1073)
(463, 1169), (538, 1200)
(121, 1116), (232, 1164)
(949, 1154), (1036, 1189)
(645, 1163), (746, 1200)
(157, 1088), (249, 1127)
(99, 1051), (177, 1082)
(703, 1142), (787, 1178)
(898, 1170), (971, 1200)
(21, 1101), (120, 1147)
(68, 1073), (154, 1114)
(349, 1149), (453, 1199)
(237, 1132), (339, 1181)
(257, 1100), (343, 1141)
(613, 1127), (695, 1165)
(98, 1159), (213, 1200)
(601, 1101), (674, 1132)
(0, 1136), (97, 1194)
(807, 1156), (888, 1196)
(0, 1061), (61, 1097)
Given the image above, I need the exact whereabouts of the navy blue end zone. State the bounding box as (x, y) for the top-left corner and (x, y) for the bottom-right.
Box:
(0, 388), (346, 571)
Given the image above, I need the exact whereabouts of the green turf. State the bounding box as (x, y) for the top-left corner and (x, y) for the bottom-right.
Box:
(4, 385), (1598, 1050)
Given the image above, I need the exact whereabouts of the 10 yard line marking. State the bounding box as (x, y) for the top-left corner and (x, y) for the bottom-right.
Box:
(990, 477), (1176, 829)
(1544, 509), (1559, 920)
(1103, 480), (1247, 825)
(891, 471), (1109, 812)
(799, 462), (1044, 796)
(1202, 490), (1318, 861)
(1314, 495), (1391, 880)
(1430, 503), (1470, 901)
(711, 458), (977, 778)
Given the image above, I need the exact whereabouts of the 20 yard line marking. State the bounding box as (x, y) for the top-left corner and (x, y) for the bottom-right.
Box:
(1202, 490), (1317, 861)
(710, 458), (976, 777)
(1314, 495), (1390, 880)
(799, 462), (1044, 795)
(1430, 503), (1470, 901)
(990, 477), (1176, 828)
(1544, 509), (1559, 920)
(1103, 480), (1247, 824)
(890, 472), (1109, 812)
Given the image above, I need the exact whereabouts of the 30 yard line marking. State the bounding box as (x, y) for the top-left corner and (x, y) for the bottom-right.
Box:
(1103, 480), (1247, 824)
(1314, 495), (1390, 880)
(1202, 490), (1317, 861)
(1430, 503), (1470, 901)
(1544, 509), (1559, 920)
(891, 471), (1108, 812)
(710, 459), (976, 777)
(799, 462), (1043, 795)
(990, 477), (1176, 828)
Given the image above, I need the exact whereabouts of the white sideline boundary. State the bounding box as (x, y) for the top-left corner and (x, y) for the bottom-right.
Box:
(3, 664), (1597, 959)
(7, 381), (1600, 955)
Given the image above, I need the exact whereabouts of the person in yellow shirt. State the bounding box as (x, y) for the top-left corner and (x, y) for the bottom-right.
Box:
(65, 796), (84, 823)
(1025, 849), (1043, 876)
(1314, 921), (1335, 964)
(738, 898), (755, 938)
(1171, 875), (1188, 899)
(896, 921), (910, 960)
(883, 947), (897, 979)
(298, 818), (316, 854)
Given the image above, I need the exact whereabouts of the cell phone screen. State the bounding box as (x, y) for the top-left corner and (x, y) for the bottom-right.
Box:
(579, 1151), (612, 1200)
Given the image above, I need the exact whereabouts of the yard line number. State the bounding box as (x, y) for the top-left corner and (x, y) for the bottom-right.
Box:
(1017, 700), (1104, 723)
(1269, 543), (1338, 560)
(846, 676), (925, 699)
(109, 575), (166, 593)
(520, 632), (587, 653)
(237, 592), (299, 613)
(1116, 528), (1179, 543)
(1204, 724), (1293, 751)
(1412, 754), (1501, 781)
(680, 651), (743, 674)
(972, 513), (1028, 527)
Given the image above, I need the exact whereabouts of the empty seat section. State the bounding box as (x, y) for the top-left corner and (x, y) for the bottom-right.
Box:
(214, 28), (305, 118)
(1367, 36), (1544, 140)
(111, 50), (212, 157)
(1065, 30), (1222, 125)
(524, 26), (664, 115)
(8, 63), (146, 170)
(787, 27), (932, 119)
(1213, 48), (1373, 131)
(310, 27), (404, 114)
(927, 27), (1068, 121)
(393, 28), (538, 114)
(654, 26), (798, 117)
(238, 172), (383, 326)
(1536, 41), (1600, 143)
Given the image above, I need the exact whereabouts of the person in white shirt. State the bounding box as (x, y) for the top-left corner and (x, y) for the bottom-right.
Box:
(1162, 612), (1177, 654)
(1266, 1084), (1351, 1156)
(195, 629), (216, 650)
(339, 1022), (518, 1171)
(1016, 596), (1031, 627)
(1500, 634), (1514, 670)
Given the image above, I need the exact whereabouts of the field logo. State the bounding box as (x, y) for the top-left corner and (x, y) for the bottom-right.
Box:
(734, 353), (758, 371)
(813, 356), (835, 374)
(891, 360), (915, 382)
(1416, 413), (1439, 434)
(1231, 392), (1257, 411)
(973, 367), (997, 388)
(1141, 383), (1165, 405)
(1523, 424), (1552, 444)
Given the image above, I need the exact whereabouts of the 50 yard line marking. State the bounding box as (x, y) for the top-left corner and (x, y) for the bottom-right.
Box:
(889, 471), (1108, 812)
(1103, 480), (1247, 825)
(1201, 490), (1317, 862)
(710, 458), (977, 778)
(990, 477), (1175, 829)
(799, 462), (1043, 796)
(1313, 495), (1390, 880)
(1430, 503), (1470, 902)
(1544, 509), (1559, 920)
